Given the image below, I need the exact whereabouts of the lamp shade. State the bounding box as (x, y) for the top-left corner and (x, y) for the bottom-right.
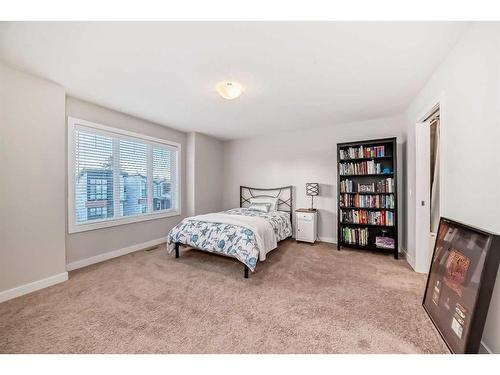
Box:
(306, 183), (319, 196)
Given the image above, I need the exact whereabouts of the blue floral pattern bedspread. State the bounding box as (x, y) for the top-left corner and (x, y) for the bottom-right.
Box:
(167, 208), (292, 271)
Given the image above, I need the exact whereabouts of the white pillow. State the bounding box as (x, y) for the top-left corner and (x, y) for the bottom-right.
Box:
(250, 197), (278, 211)
(248, 203), (271, 213)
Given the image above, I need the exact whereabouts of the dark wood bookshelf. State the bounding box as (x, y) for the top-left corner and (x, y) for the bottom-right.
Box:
(337, 137), (398, 259)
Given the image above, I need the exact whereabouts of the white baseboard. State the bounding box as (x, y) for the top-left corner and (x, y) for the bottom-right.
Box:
(479, 340), (493, 354)
(0, 272), (68, 304)
(318, 236), (336, 244)
(66, 236), (167, 271)
(401, 247), (416, 270)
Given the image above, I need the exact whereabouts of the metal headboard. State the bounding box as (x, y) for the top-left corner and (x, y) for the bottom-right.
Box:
(240, 185), (294, 224)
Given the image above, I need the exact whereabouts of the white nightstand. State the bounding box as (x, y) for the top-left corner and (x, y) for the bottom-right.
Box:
(295, 209), (318, 243)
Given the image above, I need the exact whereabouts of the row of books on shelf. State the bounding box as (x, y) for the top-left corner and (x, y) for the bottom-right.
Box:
(341, 227), (369, 246)
(339, 145), (386, 160)
(340, 227), (396, 249)
(339, 193), (395, 209)
(340, 209), (395, 226)
(340, 178), (394, 193)
(339, 160), (384, 175)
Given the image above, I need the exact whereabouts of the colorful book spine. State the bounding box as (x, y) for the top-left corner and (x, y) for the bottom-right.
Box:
(339, 145), (386, 160)
(340, 209), (394, 226)
(340, 179), (354, 193)
(339, 160), (382, 175)
(342, 227), (369, 246)
(339, 194), (395, 209)
(376, 178), (394, 193)
(340, 179), (394, 194)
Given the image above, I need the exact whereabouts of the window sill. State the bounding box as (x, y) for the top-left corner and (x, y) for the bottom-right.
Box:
(68, 210), (181, 234)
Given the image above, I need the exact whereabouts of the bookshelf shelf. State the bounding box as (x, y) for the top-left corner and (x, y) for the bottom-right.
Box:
(339, 156), (393, 162)
(339, 222), (395, 228)
(340, 192), (394, 195)
(337, 137), (398, 259)
(340, 207), (395, 211)
(339, 173), (394, 178)
(338, 242), (395, 252)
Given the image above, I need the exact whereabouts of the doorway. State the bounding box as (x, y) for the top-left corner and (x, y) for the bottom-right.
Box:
(415, 105), (441, 273)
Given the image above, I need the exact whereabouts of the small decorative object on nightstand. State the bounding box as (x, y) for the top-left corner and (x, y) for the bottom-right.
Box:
(295, 208), (318, 244)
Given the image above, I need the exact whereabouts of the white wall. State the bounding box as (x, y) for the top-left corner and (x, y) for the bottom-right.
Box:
(0, 68), (221, 300)
(0, 63), (67, 300)
(223, 116), (405, 244)
(65, 97), (188, 265)
(404, 23), (500, 353)
(187, 132), (225, 215)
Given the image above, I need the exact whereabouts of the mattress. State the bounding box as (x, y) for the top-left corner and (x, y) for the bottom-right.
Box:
(167, 208), (292, 271)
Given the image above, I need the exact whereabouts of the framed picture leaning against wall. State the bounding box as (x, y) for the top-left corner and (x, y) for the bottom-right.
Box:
(423, 217), (500, 353)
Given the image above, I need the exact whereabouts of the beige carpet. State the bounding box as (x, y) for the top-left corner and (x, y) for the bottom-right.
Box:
(0, 240), (448, 353)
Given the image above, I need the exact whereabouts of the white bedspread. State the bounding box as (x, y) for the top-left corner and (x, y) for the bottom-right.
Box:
(189, 212), (277, 260)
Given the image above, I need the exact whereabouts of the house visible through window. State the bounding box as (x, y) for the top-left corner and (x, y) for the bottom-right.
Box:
(69, 117), (180, 233)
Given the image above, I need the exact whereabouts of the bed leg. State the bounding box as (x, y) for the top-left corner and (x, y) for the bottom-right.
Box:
(244, 265), (249, 279)
(175, 242), (180, 258)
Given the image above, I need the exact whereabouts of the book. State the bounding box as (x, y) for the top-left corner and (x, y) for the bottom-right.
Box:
(339, 193), (395, 209)
(340, 179), (355, 193)
(340, 209), (394, 226)
(340, 178), (394, 193)
(339, 145), (385, 160)
(376, 178), (394, 193)
(339, 160), (382, 175)
(375, 236), (395, 249)
(342, 227), (369, 246)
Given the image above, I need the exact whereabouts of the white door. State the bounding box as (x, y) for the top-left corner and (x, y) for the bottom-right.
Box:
(415, 121), (431, 273)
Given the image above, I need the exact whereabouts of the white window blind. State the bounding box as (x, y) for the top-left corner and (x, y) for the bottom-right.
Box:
(153, 147), (177, 212)
(69, 117), (180, 233)
(119, 139), (148, 217)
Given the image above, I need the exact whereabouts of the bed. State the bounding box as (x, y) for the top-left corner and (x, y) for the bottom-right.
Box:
(167, 186), (293, 278)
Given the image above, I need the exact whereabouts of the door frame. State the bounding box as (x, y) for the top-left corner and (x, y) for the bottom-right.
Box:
(413, 93), (447, 273)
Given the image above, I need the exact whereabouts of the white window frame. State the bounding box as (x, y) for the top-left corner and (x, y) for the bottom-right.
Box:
(68, 116), (181, 234)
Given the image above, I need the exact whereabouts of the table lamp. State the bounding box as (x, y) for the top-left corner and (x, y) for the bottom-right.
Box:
(306, 183), (319, 210)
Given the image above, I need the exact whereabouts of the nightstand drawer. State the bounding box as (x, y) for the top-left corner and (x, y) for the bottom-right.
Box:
(297, 213), (313, 221)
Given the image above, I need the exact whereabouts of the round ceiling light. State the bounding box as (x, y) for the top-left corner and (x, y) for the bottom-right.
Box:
(215, 81), (243, 100)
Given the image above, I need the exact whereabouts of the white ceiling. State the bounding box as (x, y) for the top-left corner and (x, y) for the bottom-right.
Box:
(0, 22), (468, 139)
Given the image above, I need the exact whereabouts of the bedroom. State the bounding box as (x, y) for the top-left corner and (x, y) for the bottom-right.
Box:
(1, 1), (500, 371)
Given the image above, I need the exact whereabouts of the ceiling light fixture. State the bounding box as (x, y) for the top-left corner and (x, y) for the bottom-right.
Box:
(216, 81), (243, 100)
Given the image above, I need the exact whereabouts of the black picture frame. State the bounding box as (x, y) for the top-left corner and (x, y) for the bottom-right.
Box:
(422, 217), (500, 353)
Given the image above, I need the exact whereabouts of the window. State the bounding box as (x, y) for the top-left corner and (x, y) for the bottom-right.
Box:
(88, 206), (107, 220)
(88, 178), (109, 201)
(68, 117), (180, 233)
